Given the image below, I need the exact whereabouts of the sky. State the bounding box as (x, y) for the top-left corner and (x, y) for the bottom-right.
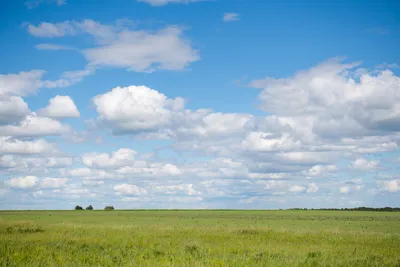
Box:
(0, 0), (399, 210)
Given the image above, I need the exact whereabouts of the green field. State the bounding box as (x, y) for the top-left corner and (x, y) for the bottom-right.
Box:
(1, 210), (399, 266)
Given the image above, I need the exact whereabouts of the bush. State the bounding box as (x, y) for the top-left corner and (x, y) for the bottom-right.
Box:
(86, 205), (94, 210)
(104, 206), (114, 211)
(74, 205), (83, 210)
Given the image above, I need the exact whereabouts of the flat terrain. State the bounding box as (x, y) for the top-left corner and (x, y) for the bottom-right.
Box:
(0, 210), (399, 266)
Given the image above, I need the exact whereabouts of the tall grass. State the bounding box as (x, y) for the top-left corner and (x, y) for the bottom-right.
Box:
(1, 210), (399, 266)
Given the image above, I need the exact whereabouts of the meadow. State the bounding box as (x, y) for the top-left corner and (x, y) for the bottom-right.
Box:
(0, 210), (399, 266)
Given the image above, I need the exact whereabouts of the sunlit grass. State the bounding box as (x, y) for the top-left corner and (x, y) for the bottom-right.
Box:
(1, 210), (399, 266)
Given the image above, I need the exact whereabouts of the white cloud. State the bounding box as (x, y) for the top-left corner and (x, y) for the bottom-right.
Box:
(154, 184), (201, 195)
(376, 63), (399, 69)
(305, 165), (338, 177)
(38, 95), (80, 119)
(93, 85), (184, 133)
(242, 132), (301, 152)
(168, 196), (203, 203)
(46, 157), (73, 167)
(6, 176), (38, 189)
(0, 70), (46, 96)
(82, 148), (137, 168)
(25, 0), (66, 9)
(251, 58), (400, 135)
(0, 69), (90, 100)
(40, 178), (68, 188)
(223, 13), (240, 22)
(83, 26), (198, 72)
(60, 168), (115, 179)
(351, 158), (379, 170)
(288, 185), (306, 193)
(377, 179), (399, 193)
(114, 184), (148, 196)
(306, 183), (318, 193)
(117, 163), (182, 177)
(0, 95), (30, 124)
(339, 186), (351, 194)
(276, 152), (337, 165)
(137, 0), (201, 6)
(28, 22), (75, 37)
(28, 20), (199, 72)
(339, 182), (363, 194)
(172, 111), (252, 140)
(83, 180), (104, 186)
(0, 137), (57, 155)
(35, 43), (75, 51)
(0, 156), (72, 174)
(0, 113), (67, 137)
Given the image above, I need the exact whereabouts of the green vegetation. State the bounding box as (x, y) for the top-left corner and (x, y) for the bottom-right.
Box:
(1, 210), (399, 266)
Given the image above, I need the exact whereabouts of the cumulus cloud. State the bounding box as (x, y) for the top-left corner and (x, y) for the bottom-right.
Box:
(0, 69), (92, 99)
(154, 184), (201, 195)
(223, 13), (240, 22)
(82, 148), (137, 168)
(306, 183), (318, 193)
(117, 163), (182, 177)
(339, 186), (351, 194)
(6, 176), (38, 189)
(83, 180), (104, 186)
(0, 95), (30, 124)
(93, 85), (184, 133)
(40, 178), (68, 188)
(339, 181), (363, 194)
(0, 156), (72, 174)
(377, 179), (399, 193)
(242, 132), (301, 152)
(251, 58), (400, 135)
(0, 113), (68, 137)
(288, 185), (306, 193)
(114, 184), (148, 196)
(0, 137), (57, 155)
(0, 70), (46, 96)
(4, 57), (400, 208)
(304, 165), (338, 177)
(351, 158), (379, 170)
(37, 95), (80, 119)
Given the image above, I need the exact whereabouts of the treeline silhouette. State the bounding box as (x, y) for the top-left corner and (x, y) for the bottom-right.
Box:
(288, 207), (400, 212)
(74, 205), (114, 211)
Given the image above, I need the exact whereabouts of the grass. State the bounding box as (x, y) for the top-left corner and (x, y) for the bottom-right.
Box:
(0, 210), (399, 266)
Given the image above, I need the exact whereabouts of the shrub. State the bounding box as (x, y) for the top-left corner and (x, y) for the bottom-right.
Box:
(104, 206), (114, 211)
(86, 205), (94, 210)
(74, 205), (83, 210)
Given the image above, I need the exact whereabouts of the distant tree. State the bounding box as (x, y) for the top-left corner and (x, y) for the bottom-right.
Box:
(75, 205), (83, 210)
(104, 206), (114, 211)
(86, 205), (93, 210)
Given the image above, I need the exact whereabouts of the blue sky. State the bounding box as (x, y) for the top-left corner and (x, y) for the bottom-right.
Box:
(0, 0), (399, 210)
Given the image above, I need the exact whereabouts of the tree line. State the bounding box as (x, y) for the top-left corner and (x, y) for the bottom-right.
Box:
(74, 205), (115, 211)
(288, 207), (400, 212)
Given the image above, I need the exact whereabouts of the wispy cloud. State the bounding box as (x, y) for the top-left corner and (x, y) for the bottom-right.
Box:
(35, 44), (77, 51)
(364, 27), (390, 35)
(137, 0), (203, 7)
(223, 13), (240, 22)
(25, 0), (66, 9)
